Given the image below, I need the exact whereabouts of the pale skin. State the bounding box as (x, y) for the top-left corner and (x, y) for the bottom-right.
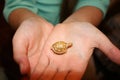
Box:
(8, 6), (120, 80)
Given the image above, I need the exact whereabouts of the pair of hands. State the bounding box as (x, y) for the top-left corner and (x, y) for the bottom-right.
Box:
(13, 18), (120, 80)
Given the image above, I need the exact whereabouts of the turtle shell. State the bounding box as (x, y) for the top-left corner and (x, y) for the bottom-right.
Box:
(51, 41), (68, 54)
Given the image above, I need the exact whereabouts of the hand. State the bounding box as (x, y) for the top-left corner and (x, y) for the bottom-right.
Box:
(12, 18), (53, 76)
(30, 22), (120, 80)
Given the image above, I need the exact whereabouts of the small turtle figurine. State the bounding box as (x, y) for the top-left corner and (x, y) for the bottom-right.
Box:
(51, 41), (73, 55)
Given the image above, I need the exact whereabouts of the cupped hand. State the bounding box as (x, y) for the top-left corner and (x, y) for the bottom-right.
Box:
(30, 22), (120, 80)
(12, 18), (53, 76)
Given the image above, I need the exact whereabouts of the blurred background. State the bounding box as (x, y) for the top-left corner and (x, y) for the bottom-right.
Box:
(0, 0), (120, 80)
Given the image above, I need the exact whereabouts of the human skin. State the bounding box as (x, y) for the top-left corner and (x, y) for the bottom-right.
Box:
(8, 4), (120, 80)
(30, 22), (120, 80)
(12, 16), (54, 75)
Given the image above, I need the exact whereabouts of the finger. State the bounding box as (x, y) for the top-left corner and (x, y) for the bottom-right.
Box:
(21, 75), (29, 80)
(53, 69), (69, 80)
(30, 55), (49, 80)
(13, 36), (30, 74)
(65, 71), (81, 80)
(96, 33), (120, 65)
(39, 64), (57, 80)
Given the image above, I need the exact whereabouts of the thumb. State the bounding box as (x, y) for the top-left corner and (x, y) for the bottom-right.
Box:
(96, 33), (120, 65)
(12, 37), (30, 75)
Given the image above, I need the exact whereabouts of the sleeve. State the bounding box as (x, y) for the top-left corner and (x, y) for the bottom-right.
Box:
(75, 0), (110, 17)
(3, 0), (38, 22)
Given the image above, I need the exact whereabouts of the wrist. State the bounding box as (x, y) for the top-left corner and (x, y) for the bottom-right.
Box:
(63, 6), (103, 26)
(20, 17), (53, 32)
(9, 8), (49, 30)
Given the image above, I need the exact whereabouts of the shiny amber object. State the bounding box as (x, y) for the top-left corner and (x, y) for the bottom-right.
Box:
(51, 41), (72, 55)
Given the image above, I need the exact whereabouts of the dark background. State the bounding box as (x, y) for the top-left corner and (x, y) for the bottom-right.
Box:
(0, 0), (120, 80)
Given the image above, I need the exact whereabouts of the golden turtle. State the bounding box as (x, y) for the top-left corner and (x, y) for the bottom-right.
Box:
(51, 41), (72, 55)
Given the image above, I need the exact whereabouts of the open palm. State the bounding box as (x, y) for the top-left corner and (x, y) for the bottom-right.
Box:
(12, 19), (53, 76)
(30, 22), (120, 80)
